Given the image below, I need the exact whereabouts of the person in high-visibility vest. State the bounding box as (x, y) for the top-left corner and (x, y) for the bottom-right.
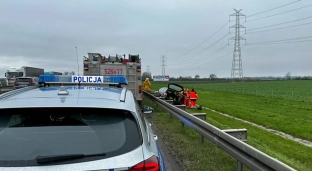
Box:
(189, 88), (197, 108)
(183, 88), (189, 106)
(143, 78), (151, 91)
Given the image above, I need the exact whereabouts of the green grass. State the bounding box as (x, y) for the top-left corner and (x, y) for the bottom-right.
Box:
(143, 99), (238, 171)
(150, 81), (312, 141)
(144, 98), (312, 171)
(196, 91), (312, 141)
(151, 80), (312, 102)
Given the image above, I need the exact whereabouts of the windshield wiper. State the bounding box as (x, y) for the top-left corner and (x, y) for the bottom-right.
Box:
(36, 153), (106, 164)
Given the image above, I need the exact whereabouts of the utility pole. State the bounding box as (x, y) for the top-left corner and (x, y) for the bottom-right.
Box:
(229, 9), (246, 81)
(147, 65), (150, 73)
(160, 55), (167, 81)
(75, 46), (80, 76)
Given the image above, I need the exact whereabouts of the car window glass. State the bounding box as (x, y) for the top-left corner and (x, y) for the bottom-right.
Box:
(17, 78), (32, 82)
(168, 84), (183, 92)
(0, 108), (142, 166)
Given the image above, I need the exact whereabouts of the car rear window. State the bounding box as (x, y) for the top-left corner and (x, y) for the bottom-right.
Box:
(0, 108), (142, 166)
(17, 78), (32, 82)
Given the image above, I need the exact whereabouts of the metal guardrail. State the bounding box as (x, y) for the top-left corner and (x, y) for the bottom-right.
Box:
(143, 90), (296, 171)
(0, 85), (14, 92)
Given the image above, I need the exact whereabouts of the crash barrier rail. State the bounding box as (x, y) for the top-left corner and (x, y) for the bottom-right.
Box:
(0, 85), (14, 92)
(143, 90), (296, 171)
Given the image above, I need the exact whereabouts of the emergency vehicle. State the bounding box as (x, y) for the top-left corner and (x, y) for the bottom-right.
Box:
(83, 53), (143, 104)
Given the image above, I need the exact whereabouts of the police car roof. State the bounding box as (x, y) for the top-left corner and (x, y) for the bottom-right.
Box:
(0, 86), (137, 112)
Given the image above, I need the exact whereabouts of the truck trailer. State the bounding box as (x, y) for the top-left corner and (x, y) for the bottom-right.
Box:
(5, 66), (44, 86)
(83, 53), (142, 104)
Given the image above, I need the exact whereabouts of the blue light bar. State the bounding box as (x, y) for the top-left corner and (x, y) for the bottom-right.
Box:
(38, 75), (128, 85)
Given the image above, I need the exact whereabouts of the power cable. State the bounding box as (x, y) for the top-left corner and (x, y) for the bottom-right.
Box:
(246, 4), (312, 23)
(168, 21), (231, 62)
(246, 21), (312, 34)
(247, 15), (312, 31)
(247, 39), (312, 45)
(171, 44), (230, 69)
(247, 0), (301, 17)
(248, 35), (312, 44)
(171, 51), (233, 70)
(170, 42), (234, 70)
(168, 31), (233, 65)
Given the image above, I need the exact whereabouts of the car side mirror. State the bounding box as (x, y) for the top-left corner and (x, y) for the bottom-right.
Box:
(141, 106), (154, 114)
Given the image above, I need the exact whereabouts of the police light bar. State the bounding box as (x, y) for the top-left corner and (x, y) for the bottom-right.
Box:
(38, 75), (128, 85)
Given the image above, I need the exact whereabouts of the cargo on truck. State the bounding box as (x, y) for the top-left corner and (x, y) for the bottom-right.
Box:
(83, 53), (142, 104)
(5, 66), (44, 86)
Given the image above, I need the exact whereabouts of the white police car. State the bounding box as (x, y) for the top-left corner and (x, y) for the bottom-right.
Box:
(0, 75), (166, 171)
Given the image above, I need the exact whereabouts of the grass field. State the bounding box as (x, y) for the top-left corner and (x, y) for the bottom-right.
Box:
(152, 80), (312, 102)
(146, 80), (312, 170)
(143, 98), (312, 171)
(151, 80), (312, 141)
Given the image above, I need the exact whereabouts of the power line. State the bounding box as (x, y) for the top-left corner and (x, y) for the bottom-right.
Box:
(247, 39), (312, 45)
(248, 35), (312, 44)
(171, 51), (233, 70)
(170, 44), (230, 69)
(168, 31), (233, 65)
(247, 15), (312, 31)
(168, 21), (231, 62)
(247, 0), (301, 17)
(246, 4), (312, 23)
(246, 21), (312, 34)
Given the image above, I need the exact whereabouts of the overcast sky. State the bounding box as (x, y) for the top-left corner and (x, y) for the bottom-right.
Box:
(0, 0), (311, 78)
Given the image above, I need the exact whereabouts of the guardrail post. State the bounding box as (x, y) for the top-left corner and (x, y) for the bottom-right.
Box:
(165, 100), (174, 118)
(175, 105), (186, 127)
(237, 160), (243, 171)
(223, 129), (248, 142)
(158, 97), (166, 111)
(192, 113), (206, 143)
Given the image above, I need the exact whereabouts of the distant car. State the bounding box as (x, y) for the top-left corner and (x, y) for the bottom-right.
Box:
(154, 87), (168, 97)
(14, 77), (39, 89)
(0, 75), (166, 171)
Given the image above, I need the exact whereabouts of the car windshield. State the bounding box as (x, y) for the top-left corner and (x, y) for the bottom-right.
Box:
(17, 78), (32, 82)
(7, 72), (22, 77)
(0, 108), (142, 166)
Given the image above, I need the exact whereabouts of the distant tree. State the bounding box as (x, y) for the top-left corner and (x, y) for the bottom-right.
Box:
(285, 72), (291, 80)
(195, 75), (200, 79)
(209, 74), (217, 80)
(63, 71), (69, 75)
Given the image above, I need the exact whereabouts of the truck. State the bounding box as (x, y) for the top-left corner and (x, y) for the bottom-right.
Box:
(44, 71), (63, 75)
(83, 53), (142, 104)
(5, 66), (44, 86)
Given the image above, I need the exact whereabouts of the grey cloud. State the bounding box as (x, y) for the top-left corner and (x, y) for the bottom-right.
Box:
(0, 0), (311, 78)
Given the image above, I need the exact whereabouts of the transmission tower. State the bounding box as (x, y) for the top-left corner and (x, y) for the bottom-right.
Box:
(229, 9), (246, 81)
(147, 65), (150, 73)
(160, 55), (167, 80)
